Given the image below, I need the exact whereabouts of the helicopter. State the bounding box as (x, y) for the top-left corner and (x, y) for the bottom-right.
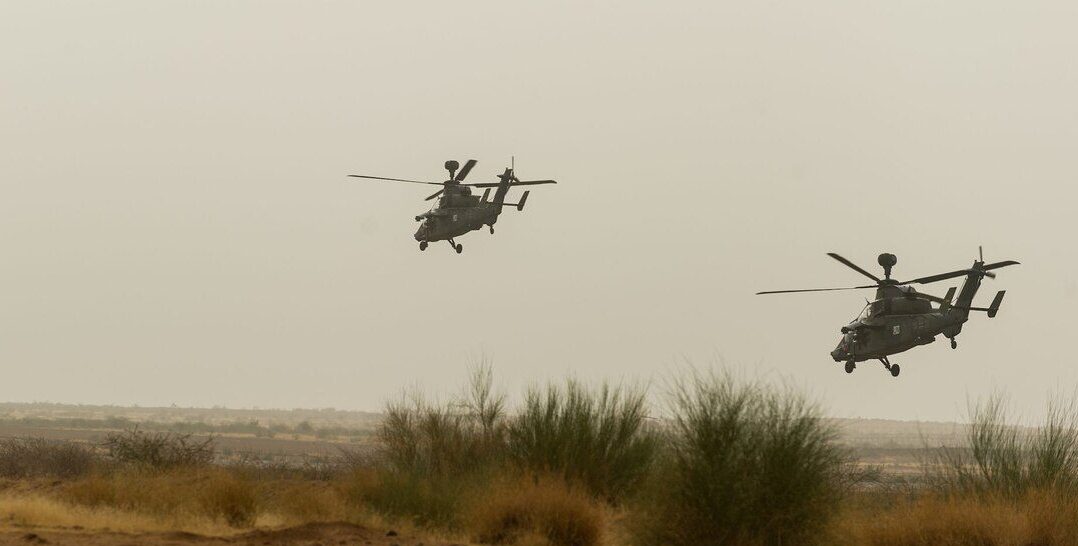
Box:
(756, 249), (1019, 377)
(348, 159), (556, 253)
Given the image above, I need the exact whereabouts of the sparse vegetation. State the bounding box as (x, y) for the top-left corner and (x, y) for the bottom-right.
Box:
(0, 437), (97, 479)
(9, 368), (1078, 546)
(104, 428), (216, 469)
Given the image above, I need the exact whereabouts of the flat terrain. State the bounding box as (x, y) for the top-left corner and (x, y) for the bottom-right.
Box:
(0, 523), (448, 546)
(0, 403), (966, 477)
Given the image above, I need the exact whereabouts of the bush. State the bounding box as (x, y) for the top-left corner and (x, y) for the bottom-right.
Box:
(468, 476), (604, 546)
(356, 366), (506, 528)
(632, 370), (853, 546)
(345, 467), (478, 529)
(104, 428), (215, 469)
(378, 366), (506, 478)
(507, 380), (657, 500)
(0, 437), (98, 479)
(933, 394), (1078, 498)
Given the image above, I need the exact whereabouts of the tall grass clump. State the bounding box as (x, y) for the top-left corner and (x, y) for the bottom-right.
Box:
(632, 370), (853, 546)
(933, 394), (1078, 498)
(507, 380), (658, 500)
(0, 438), (98, 479)
(350, 366), (508, 528)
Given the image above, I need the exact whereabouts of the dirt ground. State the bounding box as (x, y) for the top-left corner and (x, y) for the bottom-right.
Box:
(0, 522), (457, 546)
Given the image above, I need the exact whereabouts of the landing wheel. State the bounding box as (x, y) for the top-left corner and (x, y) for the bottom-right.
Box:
(890, 364), (901, 377)
(489, 225), (495, 234)
(845, 361), (855, 374)
(951, 338), (957, 350)
(419, 241), (428, 251)
(455, 243), (463, 254)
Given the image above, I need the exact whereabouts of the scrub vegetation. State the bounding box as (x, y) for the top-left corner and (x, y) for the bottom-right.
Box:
(3, 369), (1078, 546)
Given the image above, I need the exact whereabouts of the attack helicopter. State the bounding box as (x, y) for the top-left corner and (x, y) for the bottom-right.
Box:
(756, 249), (1019, 377)
(348, 159), (556, 253)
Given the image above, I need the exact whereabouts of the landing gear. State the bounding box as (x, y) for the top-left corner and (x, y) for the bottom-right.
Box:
(950, 337), (958, 350)
(845, 361), (855, 374)
(489, 225), (495, 234)
(879, 356), (900, 378)
(447, 239), (463, 254)
(419, 241), (428, 251)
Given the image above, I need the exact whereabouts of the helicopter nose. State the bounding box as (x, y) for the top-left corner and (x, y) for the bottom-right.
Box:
(830, 348), (846, 362)
(414, 222), (430, 241)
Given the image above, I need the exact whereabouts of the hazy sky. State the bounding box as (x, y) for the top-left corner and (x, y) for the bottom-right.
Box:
(2, 1), (1075, 421)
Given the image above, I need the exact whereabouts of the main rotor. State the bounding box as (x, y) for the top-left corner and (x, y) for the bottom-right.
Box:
(757, 250), (1019, 300)
(348, 159), (557, 201)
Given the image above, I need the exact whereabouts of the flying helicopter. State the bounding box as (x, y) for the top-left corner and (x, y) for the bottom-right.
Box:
(348, 159), (556, 253)
(756, 249), (1019, 377)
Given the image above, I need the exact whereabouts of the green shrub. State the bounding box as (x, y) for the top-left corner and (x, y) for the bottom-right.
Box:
(933, 394), (1078, 498)
(507, 380), (657, 500)
(632, 370), (853, 546)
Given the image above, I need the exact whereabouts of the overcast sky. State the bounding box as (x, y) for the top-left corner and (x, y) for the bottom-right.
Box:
(2, 1), (1075, 421)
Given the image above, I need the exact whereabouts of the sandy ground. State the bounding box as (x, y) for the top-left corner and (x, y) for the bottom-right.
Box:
(0, 522), (457, 546)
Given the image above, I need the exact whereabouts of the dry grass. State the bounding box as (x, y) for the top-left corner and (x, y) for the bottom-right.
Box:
(839, 490), (1078, 546)
(60, 467), (259, 528)
(0, 493), (247, 535)
(466, 476), (605, 546)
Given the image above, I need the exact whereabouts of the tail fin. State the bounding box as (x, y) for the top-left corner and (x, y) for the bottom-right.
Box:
(953, 266), (984, 318)
(987, 290), (1005, 318)
(493, 168), (513, 205)
(940, 287), (957, 311)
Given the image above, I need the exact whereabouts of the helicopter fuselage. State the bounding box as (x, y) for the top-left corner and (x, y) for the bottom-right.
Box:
(414, 201), (503, 242)
(830, 309), (967, 363)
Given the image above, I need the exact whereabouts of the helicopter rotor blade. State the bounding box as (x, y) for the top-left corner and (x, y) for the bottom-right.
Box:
(454, 159), (477, 182)
(424, 189), (444, 201)
(827, 253), (882, 283)
(901, 260), (1019, 285)
(984, 260), (1020, 271)
(900, 269), (972, 285)
(464, 180), (558, 187)
(756, 285), (879, 295)
(348, 175), (444, 186)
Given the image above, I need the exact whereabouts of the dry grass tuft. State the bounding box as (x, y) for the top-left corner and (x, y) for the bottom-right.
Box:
(0, 493), (242, 535)
(841, 490), (1078, 546)
(262, 480), (348, 523)
(60, 467), (259, 528)
(467, 476), (604, 546)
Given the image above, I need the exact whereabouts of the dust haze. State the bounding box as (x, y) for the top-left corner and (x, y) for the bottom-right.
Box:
(1, 1), (1075, 421)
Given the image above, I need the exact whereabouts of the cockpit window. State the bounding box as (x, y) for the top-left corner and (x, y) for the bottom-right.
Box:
(870, 299), (888, 316)
(857, 304), (871, 321)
